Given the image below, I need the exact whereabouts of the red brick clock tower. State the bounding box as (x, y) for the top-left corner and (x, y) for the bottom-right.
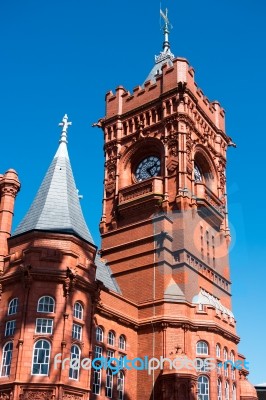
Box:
(0, 8), (258, 400)
(97, 9), (257, 400)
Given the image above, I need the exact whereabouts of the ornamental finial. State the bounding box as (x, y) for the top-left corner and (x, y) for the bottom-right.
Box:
(160, 8), (172, 52)
(58, 114), (72, 143)
(155, 8), (174, 64)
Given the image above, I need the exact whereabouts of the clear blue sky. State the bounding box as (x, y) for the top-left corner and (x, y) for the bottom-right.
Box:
(1, 0), (265, 385)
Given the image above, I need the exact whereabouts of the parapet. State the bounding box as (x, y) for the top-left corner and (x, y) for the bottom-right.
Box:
(105, 57), (225, 132)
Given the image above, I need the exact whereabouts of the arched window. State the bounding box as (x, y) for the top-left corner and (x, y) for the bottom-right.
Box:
(216, 344), (221, 358)
(223, 347), (228, 361)
(197, 376), (209, 400)
(230, 350), (235, 363)
(105, 368), (113, 398)
(118, 370), (125, 400)
(107, 331), (115, 347)
(194, 150), (216, 193)
(8, 298), (18, 315)
(37, 296), (55, 313)
(69, 345), (80, 380)
(217, 379), (222, 400)
(1, 342), (13, 376)
(196, 341), (208, 355)
(225, 381), (230, 400)
(32, 340), (51, 375)
(96, 326), (103, 342)
(194, 163), (203, 182)
(119, 335), (126, 351)
(73, 302), (83, 320)
(232, 384), (237, 400)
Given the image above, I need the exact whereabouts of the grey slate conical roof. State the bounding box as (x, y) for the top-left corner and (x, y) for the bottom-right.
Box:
(13, 120), (93, 244)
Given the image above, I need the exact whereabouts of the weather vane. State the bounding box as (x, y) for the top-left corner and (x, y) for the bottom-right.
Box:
(160, 8), (173, 31)
(159, 6), (173, 54)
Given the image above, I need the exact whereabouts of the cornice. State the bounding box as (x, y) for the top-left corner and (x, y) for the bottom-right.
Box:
(96, 303), (240, 344)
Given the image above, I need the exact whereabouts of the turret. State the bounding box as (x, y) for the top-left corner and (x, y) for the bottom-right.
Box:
(0, 169), (20, 271)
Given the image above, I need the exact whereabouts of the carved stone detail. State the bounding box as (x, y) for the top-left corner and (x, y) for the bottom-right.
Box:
(217, 159), (226, 191)
(168, 139), (178, 157)
(20, 264), (32, 288)
(63, 267), (77, 296)
(105, 141), (118, 158)
(19, 391), (53, 400)
(105, 159), (116, 195)
(119, 181), (153, 203)
(63, 394), (83, 400)
(0, 391), (13, 400)
(166, 159), (178, 174)
(0, 185), (18, 198)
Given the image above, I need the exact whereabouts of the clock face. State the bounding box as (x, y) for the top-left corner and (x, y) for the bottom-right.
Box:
(194, 164), (202, 182)
(135, 156), (161, 182)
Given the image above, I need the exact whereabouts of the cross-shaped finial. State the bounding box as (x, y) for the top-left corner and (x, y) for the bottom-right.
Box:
(58, 114), (72, 143)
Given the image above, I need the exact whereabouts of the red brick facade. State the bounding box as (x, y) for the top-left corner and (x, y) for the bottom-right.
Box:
(0, 42), (257, 400)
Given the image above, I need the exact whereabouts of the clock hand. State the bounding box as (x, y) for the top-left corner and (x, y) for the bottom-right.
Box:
(147, 164), (155, 176)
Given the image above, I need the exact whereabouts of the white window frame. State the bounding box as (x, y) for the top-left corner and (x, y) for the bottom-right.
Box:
(119, 335), (126, 351)
(5, 320), (16, 337)
(93, 368), (101, 395)
(225, 381), (230, 400)
(73, 302), (83, 320)
(37, 296), (55, 313)
(232, 384), (237, 400)
(35, 318), (53, 334)
(107, 331), (115, 347)
(96, 326), (103, 342)
(230, 351), (235, 363)
(118, 370), (124, 400)
(95, 346), (102, 359)
(223, 348), (228, 361)
(197, 375), (209, 400)
(196, 358), (209, 372)
(0, 342), (13, 377)
(196, 341), (208, 355)
(224, 364), (229, 377)
(72, 323), (82, 341)
(105, 368), (113, 398)
(217, 362), (222, 376)
(216, 343), (221, 358)
(31, 339), (51, 375)
(107, 349), (114, 361)
(69, 345), (81, 380)
(8, 298), (18, 315)
(217, 379), (222, 400)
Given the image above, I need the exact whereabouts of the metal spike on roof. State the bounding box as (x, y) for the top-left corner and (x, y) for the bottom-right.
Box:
(13, 115), (94, 244)
(144, 7), (174, 84)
